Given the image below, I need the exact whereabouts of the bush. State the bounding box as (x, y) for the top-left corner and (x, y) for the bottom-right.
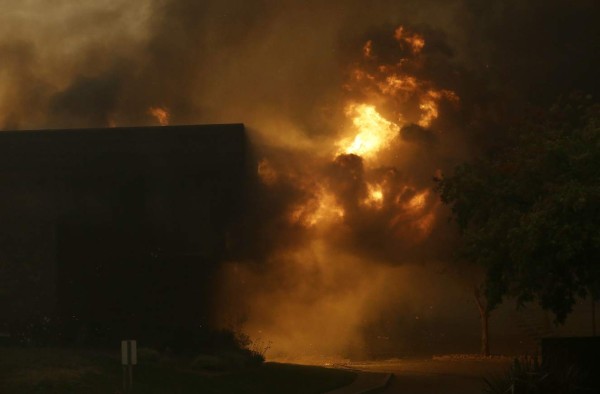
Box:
(137, 347), (161, 364)
(192, 354), (228, 370)
(190, 334), (270, 371)
(8, 316), (59, 347)
(191, 349), (261, 371)
(483, 356), (591, 394)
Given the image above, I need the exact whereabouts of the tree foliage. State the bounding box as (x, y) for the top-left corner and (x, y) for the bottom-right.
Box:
(436, 94), (600, 323)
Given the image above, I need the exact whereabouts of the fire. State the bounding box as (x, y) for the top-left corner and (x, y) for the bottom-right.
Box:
(338, 104), (400, 159)
(319, 25), (456, 236)
(388, 189), (436, 239)
(363, 183), (384, 209)
(260, 24), (454, 252)
(363, 40), (373, 59)
(378, 74), (418, 97)
(221, 24), (460, 359)
(394, 26), (425, 53)
(418, 90), (459, 128)
(345, 25), (458, 129)
(149, 106), (170, 126)
(406, 190), (429, 212)
(416, 210), (436, 234)
(289, 188), (344, 228)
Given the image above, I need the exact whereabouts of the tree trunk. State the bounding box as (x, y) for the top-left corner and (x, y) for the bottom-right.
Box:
(474, 287), (490, 356)
(480, 309), (490, 356)
(592, 298), (596, 337)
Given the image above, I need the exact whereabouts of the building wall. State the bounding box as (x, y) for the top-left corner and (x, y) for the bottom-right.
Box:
(0, 124), (247, 346)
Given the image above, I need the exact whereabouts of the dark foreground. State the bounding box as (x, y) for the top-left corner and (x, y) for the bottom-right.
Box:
(350, 357), (512, 394)
(0, 347), (355, 394)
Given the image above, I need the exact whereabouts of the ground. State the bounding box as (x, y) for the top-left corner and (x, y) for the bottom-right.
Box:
(0, 347), (356, 394)
(0, 347), (517, 393)
(350, 357), (512, 394)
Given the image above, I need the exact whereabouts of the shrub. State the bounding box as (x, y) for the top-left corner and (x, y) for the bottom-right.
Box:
(137, 347), (161, 364)
(483, 356), (591, 394)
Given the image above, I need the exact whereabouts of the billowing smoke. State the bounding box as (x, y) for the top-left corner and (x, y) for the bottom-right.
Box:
(1, 0), (598, 358)
(216, 21), (469, 358)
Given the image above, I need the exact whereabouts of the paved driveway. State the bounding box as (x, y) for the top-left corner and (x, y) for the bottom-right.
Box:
(349, 358), (511, 394)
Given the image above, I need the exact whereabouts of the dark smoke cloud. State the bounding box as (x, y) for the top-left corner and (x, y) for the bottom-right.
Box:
(48, 73), (122, 128)
(459, 0), (599, 100)
(1, 1), (597, 131)
(0, 41), (52, 130)
(452, 0), (600, 149)
(401, 124), (437, 145)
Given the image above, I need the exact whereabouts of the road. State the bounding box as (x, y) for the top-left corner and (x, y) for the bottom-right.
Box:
(349, 358), (511, 394)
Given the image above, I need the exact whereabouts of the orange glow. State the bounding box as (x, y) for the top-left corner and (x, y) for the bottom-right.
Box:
(416, 210), (436, 234)
(405, 35), (425, 53)
(289, 188), (344, 228)
(388, 190), (436, 240)
(217, 24), (461, 360)
(406, 190), (429, 212)
(338, 104), (400, 159)
(345, 26), (458, 129)
(418, 90), (458, 127)
(149, 106), (170, 126)
(418, 92), (440, 127)
(363, 40), (373, 59)
(394, 26), (425, 53)
(258, 158), (278, 185)
(393, 26), (405, 41)
(378, 74), (418, 96)
(363, 183), (384, 209)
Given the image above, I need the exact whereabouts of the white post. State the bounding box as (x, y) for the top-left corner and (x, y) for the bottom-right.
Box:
(121, 340), (137, 392)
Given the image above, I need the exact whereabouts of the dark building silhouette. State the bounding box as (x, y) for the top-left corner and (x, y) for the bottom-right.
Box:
(0, 124), (247, 348)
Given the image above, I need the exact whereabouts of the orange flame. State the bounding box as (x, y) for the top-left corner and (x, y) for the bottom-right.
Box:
(363, 182), (384, 209)
(338, 104), (400, 159)
(289, 188), (344, 228)
(218, 25), (459, 358)
(344, 25), (459, 130)
(288, 25), (455, 239)
(149, 106), (170, 126)
(418, 90), (459, 128)
(378, 74), (418, 96)
(363, 40), (374, 59)
(406, 190), (429, 212)
(394, 26), (425, 53)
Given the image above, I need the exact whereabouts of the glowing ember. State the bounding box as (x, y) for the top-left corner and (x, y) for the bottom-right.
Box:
(338, 104), (400, 159)
(149, 106), (170, 126)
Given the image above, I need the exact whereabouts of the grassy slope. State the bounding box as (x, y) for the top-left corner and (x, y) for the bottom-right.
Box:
(0, 347), (356, 394)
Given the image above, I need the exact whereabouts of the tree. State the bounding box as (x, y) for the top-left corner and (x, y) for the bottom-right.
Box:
(454, 267), (494, 356)
(435, 148), (517, 355)
(436, 94), (600, 336)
